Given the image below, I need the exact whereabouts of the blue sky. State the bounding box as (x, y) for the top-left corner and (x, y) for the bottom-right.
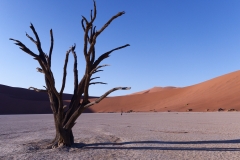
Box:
(1, 0), (240, 97)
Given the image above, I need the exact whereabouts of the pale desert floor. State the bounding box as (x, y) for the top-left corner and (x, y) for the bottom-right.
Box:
(1, 113), (240, 160)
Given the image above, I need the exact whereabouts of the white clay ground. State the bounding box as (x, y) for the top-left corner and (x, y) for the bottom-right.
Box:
(1, 112), (240, 160)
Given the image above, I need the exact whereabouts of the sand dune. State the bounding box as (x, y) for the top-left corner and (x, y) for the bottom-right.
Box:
(1, 70), (240, 114)
(0, 84), (94, 114)
(90, 70), (240, 112)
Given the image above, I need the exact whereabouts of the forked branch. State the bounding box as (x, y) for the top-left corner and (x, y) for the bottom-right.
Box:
(93, 70), (103, 74)
(95, 11), (125, 37)
(9, 38), (38, 58)
(29, 23), (45, 58)
(87, 11), (126, 56)
(90, 0), (97, 24)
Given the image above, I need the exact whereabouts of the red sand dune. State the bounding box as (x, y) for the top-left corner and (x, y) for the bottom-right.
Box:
(1, 70), (240, 114)
(89, 70), (240, 112)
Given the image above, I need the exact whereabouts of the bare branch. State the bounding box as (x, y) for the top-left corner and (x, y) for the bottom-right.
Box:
(93, 70), (103, 74)
(81, 19), (86, 31)
(71, 45), (78, 95)
(82, 16), (89, 25)
(93, 44), (130, 68)
(90, 10), (93, 22)
(48, 29), (54, 67)
(64, 86), (131, 130)
(89, 82), (107, 85)
(95, 11), (125, 36)
(82, 75), (90, 104)
(90, 64), (110, 75)
(84, 87), (131, 108)
(10, 25), (59, 99)
(60, 46), (73, 95)
(29, 23), (45, 58)
(90, 77), (100, 81)
(29, 87), (47, 92)
(87, 11), (125, 56)
(82, 17), (91, 57)
(89, 28), (96, 64)
(29, 23), (40, 43)
(93, 26), (96, 35)
(90, 46), (95, 64)
(9, 38), (38, 58)
(25, 32), (37, 45)
(89, 26), (96, 43)
(37, 59), (60, 98)
(90, 0), (97, 23)
(36, 67), (44, 73)
(44, 53), (49, 60)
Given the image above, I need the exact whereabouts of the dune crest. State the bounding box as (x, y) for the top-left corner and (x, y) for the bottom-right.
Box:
(130, 86), (177, 95)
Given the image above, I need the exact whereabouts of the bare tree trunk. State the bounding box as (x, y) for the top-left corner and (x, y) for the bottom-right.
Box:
(10, 0), (130, 148)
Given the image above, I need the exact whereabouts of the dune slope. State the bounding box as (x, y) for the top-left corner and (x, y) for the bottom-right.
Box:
(1, 70), (240, 114)
(90, 70), (240, 112)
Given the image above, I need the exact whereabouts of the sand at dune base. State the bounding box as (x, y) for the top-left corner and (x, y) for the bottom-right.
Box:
(1, 112), (240, 159)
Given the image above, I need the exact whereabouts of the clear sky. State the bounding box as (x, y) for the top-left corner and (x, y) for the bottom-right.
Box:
(1, 0), (240, 97)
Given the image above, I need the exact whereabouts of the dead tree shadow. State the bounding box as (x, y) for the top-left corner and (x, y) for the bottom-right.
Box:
(72, 139), (240, 151)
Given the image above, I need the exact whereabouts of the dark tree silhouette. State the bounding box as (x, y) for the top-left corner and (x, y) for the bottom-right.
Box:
(10, 0), (130, 147)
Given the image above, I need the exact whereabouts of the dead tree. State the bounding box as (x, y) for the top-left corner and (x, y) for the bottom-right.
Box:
(10, 0), (130, 147)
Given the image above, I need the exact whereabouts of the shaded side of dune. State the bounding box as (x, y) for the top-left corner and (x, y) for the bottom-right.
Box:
(0, 84), (94, 114)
